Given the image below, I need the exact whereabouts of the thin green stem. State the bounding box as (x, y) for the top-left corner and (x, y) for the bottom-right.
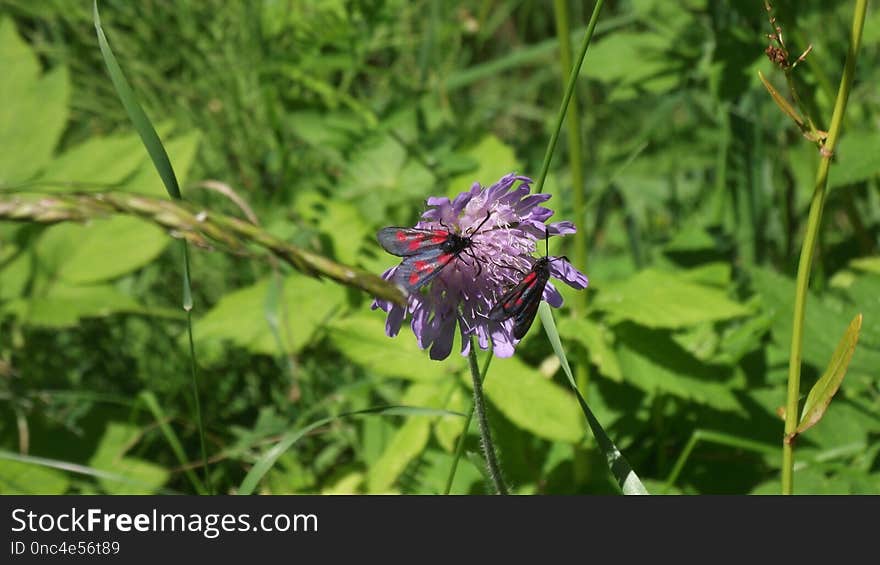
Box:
(183, 242), (211, 494)
(467, 339), (507, 494)
(553, 0), (591, 485)
(552, 0), (587, 292)
(443, 349), (493, 495)
(781, 0), (867, 495)
(535, 0), (604, 195)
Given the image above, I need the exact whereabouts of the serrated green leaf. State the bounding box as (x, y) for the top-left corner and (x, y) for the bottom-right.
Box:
(0, 18), (69, 185)
(594, 268), (750, 328)
(367, 417), (431, 493)
(797, 314), (862, 434)
(481, 355), (583, 443)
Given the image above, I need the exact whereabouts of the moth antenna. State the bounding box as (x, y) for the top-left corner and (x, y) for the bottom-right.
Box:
(470, 210), (492, 235)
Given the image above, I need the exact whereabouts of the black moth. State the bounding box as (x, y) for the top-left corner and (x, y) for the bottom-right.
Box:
(489, 231), (568, 339)
(376, 212), (491, 293)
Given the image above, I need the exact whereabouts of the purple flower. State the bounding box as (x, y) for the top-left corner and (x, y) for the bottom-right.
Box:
(373, 173), (588, 360)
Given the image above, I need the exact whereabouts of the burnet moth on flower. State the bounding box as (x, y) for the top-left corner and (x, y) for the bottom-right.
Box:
(377, 211), (492, 292)
(489, 229), (569, 340)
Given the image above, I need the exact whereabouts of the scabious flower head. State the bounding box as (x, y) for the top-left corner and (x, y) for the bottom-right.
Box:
(373, 173), (588, 360)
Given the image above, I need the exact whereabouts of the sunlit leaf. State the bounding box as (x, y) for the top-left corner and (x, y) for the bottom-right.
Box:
(0, 18), (69, 185)
(328, 314), (465, 381)
(797, 314), (862, 434)
(594, 268), (750, 328)
(89, 422), (169, 495)
(367, 417), (431, 493)
(481, 355), (583, 443)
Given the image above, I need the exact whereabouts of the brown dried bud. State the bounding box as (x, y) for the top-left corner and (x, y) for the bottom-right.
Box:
(765, 45), (788, 68)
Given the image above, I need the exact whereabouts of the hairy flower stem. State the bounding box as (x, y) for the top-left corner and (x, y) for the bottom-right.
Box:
(444, 348), (493, 495)
(782, 0), (867, 495)
(468, 339), (507, 494)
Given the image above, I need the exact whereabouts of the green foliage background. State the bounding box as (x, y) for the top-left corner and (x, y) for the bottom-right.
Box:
(1, 0), (879, 494)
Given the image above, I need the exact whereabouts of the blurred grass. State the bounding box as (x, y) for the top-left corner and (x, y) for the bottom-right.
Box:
(1, 0), (879, 495)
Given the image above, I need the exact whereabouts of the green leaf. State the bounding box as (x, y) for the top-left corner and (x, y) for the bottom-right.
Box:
(434, 387), (469, 452)
(0, 18), (69, 185)
(829, 130), (880, 189)
(38, 130), (149, 189)
(37, 216), (169, 284)
(481, 355), (583, 443)
(0, 246), (29, 301)
(238, 405), (457, 495)
(338, 134), (433, 216)
(593, 268), (750, 328)
(367, 417), (431, 493)
(556, 317), (623, 382)
(850, 256), (880, 275)
(0, 458), (70, 494)
(139, 391), (207, 494)
(194, 274), (345, 356)
(578, 31), (677, 101)
(89, 422), (169, 494)
(7, 283), (142, 327)
(797, 314), (862, 434)
(614, 323), (742, 411)
(295, 193), (368, 265)
(446, 135), (521, 197)
(751, 267), (880, 374)
(328, 314), (465, 381)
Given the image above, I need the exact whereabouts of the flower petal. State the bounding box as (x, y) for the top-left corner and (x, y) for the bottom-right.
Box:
(550, 259), (589, 289)
(490, 322), (517, 357)
(385, 304), (406, 336)
(543, 281), (564, 307)
(429, 314), (457, 360)
(547, 221), (576, 236)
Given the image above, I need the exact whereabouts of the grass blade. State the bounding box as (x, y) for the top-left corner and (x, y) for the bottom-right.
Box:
(93, 0), (181, 199)
(93, 0), (210, 491)
(538, 302), (648, 495)
(238, 405), (464, 495)
(138, 391), (207, 495)
(0, 450), (182, 494)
